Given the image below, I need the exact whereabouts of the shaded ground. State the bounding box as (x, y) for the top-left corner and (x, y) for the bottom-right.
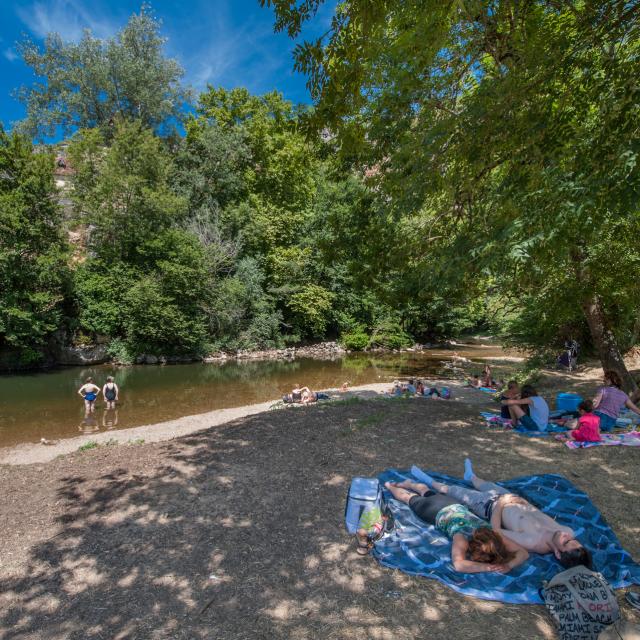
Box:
(1, 369), (639, 639)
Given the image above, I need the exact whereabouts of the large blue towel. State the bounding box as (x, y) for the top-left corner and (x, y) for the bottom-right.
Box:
(373, 470), (640, 604)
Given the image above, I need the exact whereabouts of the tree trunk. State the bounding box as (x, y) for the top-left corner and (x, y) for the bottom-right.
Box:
(581, 293), (638, 394)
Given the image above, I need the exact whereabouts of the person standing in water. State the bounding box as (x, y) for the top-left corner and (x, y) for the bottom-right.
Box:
(102, 376), (119, 410)
(78, 377), (101, 414)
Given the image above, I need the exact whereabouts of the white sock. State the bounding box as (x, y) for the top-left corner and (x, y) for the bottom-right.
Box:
(411, 465), (434, 487)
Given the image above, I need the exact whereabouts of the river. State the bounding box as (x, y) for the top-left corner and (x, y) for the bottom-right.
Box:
(0, 343), (518, 447)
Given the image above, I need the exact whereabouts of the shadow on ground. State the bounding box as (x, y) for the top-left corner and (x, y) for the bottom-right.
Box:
(1, 394), (639, 639)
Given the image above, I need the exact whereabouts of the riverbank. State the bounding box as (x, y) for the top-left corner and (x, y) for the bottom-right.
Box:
(1, 364), (639, 639)
(0, 381), (493, 466)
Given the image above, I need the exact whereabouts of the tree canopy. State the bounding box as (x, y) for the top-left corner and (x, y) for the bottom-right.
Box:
(16, 6), (189, 140)
(264, 0), (640, 390)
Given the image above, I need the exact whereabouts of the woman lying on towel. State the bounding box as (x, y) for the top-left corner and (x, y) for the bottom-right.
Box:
(385, 480), (529, 573)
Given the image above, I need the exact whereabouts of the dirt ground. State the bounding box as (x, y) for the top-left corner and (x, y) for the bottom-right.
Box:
(1, 366), (639, 639)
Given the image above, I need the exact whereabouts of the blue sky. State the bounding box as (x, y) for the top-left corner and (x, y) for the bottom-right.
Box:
(0, 0), (335, 131)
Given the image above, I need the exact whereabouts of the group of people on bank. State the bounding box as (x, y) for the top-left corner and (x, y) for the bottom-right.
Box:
(497, 370), (640, 440)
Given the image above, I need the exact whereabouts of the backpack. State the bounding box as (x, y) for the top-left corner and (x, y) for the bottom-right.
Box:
(541, 565), (620, 640)
(345, 477), (384, 535)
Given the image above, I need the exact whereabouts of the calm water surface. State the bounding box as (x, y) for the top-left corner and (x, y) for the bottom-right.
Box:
(0, 345), (516, 447)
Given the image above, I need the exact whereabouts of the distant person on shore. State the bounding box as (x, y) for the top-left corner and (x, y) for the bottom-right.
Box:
(501, 385), (549, 430)
(592, 370), (640, 432)
(416, 380), (425, 395)
(482, 364), (493, 388)
(102, 376), (119, 410)
(468, 375), (481, 388)
(406, 379), (417, 394)
(291, 384), (308, 403)
(302, 389), (330, 404)
(78, 377), (100, 414)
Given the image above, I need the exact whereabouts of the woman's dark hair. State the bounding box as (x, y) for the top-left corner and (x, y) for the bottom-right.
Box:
(85, 377), (93, 383)
(467, 528), (515, 565)
(520, 384), (537, 399)
(578, 399), (593, 413)
(106, 376), (114, 382)
(558, 546), (593, 570)
(604, 370), (622, 389)
(507, 380), (518, 389)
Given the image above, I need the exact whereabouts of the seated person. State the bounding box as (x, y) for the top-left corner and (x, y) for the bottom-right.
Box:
(500, 380), (521, 420)
(561, 399), (601, 442)
(416, 380), (425, 395)
(406, 379), (417, 395)
(413, 459), (592, 569)
(593, 370), (640, 432)
(501, 384), (549, 430)
(468, 375), (481, 388)
(384, 480), (528, 573)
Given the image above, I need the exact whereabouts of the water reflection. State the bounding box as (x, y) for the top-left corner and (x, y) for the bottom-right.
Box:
(0, 346), (517, 447)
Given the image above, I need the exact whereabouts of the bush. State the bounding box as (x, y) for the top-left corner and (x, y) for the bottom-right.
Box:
(340, 331), (370, 351)
(106, 338), (134, 365)
(369, 320), (413, 350)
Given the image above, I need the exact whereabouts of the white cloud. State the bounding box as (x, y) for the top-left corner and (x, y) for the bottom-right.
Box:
(170, 4), (292, 94)
(3, 48), (18, 62)
(15, 0), (118, 42)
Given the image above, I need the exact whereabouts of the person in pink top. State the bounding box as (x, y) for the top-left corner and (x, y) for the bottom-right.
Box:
(568, 400), (601, 442)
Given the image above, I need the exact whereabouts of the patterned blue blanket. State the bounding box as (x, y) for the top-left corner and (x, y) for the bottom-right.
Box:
(373, 470), (640, 604)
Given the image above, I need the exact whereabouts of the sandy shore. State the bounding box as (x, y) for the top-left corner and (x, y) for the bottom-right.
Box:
(0, 381), (491, 466)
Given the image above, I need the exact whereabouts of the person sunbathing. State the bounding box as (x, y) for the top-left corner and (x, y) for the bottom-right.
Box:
(412, 459), (592, 569)
(301, 388), (330, 404)
(384, 480), (528, 573)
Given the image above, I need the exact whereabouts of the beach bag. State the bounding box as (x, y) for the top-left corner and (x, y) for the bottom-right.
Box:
(345, 477), (384, 534)
(541, 566), (620, 640)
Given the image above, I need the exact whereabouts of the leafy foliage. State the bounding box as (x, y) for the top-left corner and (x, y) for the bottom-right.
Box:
(16, 6), (189, 139)
(0, 128), (69, 364)
(267, 0), (640, 389)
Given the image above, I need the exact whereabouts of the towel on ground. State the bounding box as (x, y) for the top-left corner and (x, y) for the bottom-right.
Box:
(480, 412), (568, 437)
(565, 432), (640, 449)
(372, 470), (640, 604)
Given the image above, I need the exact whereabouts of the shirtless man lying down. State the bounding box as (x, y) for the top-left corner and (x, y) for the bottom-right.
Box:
(400, 459), (592, 569)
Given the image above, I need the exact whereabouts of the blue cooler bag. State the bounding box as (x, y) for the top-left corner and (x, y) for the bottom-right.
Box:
(345, 477), (383, 534)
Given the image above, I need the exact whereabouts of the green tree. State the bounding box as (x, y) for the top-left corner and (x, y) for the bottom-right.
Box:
(0, 128), (69, 364)
(16, 6), (189, 139)
(70, 121), (216, 355)
(266, 0), (640, 390)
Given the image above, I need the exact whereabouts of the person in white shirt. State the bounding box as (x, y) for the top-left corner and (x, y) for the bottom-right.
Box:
(501, 384), (549, 430)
